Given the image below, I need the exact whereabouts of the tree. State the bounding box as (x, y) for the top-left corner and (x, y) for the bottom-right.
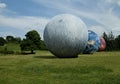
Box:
(115, 35), (120, 50)
(108, 31), (115, 51)
(14, 37), (21, 43)
(25, 30), (41, 49)
(20, 30), (41, 54)
(108, 31), (114, 40)
(103, 31), (119, 51)
(20, 39), (35, 53)
(103, 32), (108, 41)
(103, 32), (109, 51)
(0, 37), (6, 46)
(40, 40), (47, 50)
(6, 35), (14, 43)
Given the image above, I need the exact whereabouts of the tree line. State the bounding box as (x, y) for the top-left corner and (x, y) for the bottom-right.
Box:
(0, 30), (120, 54)
(0, 36), (21, 46)
(103, 31), (120, 51)
(0, 30), (47, 54)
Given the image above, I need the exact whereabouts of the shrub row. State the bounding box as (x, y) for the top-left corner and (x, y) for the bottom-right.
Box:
(0, 50), (21, 55)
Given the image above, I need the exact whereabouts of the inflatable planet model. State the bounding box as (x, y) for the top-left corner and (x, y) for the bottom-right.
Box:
(44, 14), (88, 58)
(99, 37), (106, 51)
(83, 30), (100, 54)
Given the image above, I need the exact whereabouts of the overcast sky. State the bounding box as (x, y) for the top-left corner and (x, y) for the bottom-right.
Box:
(0, 0), (120, 39)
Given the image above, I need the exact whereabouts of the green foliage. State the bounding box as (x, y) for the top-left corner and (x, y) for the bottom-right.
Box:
(40, 40), (47, 50)
(14, 37), (21, 44)
(20, 39), (36, 54)
(0, 51), (120, 84)
(0, 37), (6, 46)
(6, 35), (14, 43)
(0, 43), (21, 54)
(103, 32), (120, 51)
(6, 35), (21, 43)
(115, 35), (120, 50)
(20, 30), (41, 54)
(0, 49), (14, 54)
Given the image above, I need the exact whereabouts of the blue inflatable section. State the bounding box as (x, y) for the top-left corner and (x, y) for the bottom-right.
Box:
(83, 30), (100, 54)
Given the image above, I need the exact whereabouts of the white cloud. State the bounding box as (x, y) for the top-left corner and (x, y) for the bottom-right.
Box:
(0, 2), (50, 39)
(89, 25), (109, 36)
(0, 15), (49, 29)
(33, 0), (120, 36)
(105, 0), (120, 6)
(0, 15), (50, 39)
(0, 3), (6, 9)
(0, 2), (16, 14)
(32, 0), (74, 11)
(0, 31), (15, 38)
(0, 0), (120, 38)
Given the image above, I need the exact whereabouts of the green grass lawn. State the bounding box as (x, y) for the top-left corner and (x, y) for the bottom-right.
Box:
(0, 51), (120, 84)
(0, 43), (21, 53)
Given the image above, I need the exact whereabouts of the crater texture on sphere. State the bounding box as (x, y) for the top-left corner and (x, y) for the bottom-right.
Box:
(99, 37), (106, 51)
(83, 30), (100, 54)
(44, 14), (88, 58)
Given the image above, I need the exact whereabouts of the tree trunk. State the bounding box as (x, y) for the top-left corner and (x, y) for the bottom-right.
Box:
(31, 50), (34, 54)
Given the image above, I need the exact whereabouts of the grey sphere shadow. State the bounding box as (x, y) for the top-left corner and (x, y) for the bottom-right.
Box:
(34, 55), (78, 59)
(34, 55), (57, 59)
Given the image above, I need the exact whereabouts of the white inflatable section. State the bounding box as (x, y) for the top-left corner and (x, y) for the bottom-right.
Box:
(44, 14), (88, 57)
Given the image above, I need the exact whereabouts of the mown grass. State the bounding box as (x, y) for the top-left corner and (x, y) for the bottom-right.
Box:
(0, 51), (120, 84)
(0, 43), (21, 53)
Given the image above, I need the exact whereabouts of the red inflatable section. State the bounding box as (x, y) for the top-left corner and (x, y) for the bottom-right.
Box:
(99, 37), (106, 51)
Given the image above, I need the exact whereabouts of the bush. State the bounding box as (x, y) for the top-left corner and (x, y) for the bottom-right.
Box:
(21, 51), (35, 55)
(0, 50), (14, 54)
(0, 47), (14, 54)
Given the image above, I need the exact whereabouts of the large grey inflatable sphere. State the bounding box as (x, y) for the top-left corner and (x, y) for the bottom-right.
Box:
(44, 14), (88, 58)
